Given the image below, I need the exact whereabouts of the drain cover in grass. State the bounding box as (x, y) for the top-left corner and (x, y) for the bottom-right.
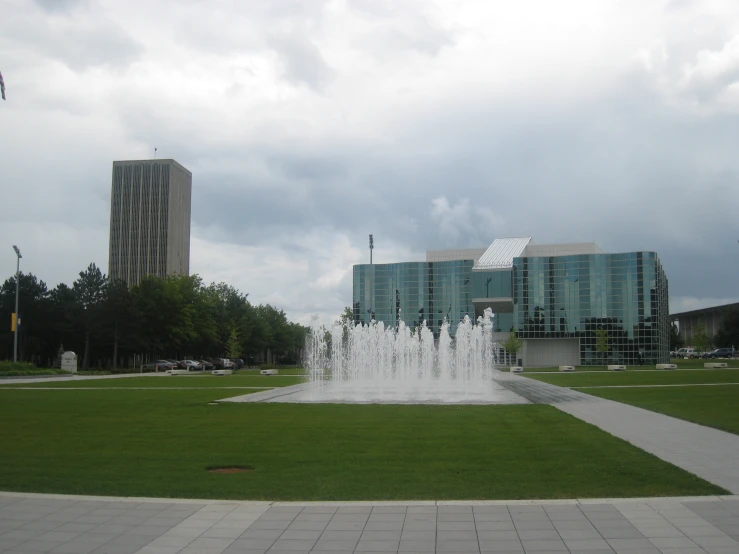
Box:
(207, 466), (253, 474)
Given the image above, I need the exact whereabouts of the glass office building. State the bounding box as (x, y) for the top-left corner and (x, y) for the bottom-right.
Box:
(512, 252), (669, 365)
(353, 260), (474, 336)
(353, 238), (670, 366)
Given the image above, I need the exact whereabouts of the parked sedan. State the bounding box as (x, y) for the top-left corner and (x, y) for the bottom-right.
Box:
(144, 360), (174, 371)
(180, 360), (203, 371)
(703, 348), (735, 359)
(199, 360), (215, 370)
(230, 358), (245, 369)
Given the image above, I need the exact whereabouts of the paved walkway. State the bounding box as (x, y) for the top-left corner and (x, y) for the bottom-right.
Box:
(496, 373), (739, 495)
(1, 492), (739, 554)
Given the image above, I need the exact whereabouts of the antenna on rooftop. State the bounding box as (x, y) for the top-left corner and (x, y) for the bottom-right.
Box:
(154, 147), (157, 159)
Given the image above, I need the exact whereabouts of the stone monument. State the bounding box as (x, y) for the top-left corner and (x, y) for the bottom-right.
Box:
(61, 351), (78, 373)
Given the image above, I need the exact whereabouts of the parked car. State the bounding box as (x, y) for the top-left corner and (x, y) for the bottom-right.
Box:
(211, 358), (226, 369)
(180, 360), (203, 371)
(223, 359), (235, 369)
(702, 348), (735, 359)
(199, 360), (215, 370)
(144, 360), (174, 371)
(676, 348), (700, 359)
(230, 358), (245, 369)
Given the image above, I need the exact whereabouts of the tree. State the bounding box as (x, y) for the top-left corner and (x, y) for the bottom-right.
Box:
(0, 272), (51, 363)
(691, 322), (713, 354)
(669, 322), (684, 351)
(595, 328), (610, 364)
(337, 306), (354, 326)
(101, 280), (135, 369)
(714, 308), (739, 349)
(73, 263), (108, 369)
(226, 327), (241, 359)
(502, 331), (522, 365)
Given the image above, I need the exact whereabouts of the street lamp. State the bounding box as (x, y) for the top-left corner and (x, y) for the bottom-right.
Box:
(12, 245), (21, 363)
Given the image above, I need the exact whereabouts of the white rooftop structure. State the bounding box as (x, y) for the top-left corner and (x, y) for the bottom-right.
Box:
(426, 248), (487, 264)
(473, 237), (532, 270)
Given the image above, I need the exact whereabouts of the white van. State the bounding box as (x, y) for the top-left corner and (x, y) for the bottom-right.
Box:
(676, 348), (699, 359)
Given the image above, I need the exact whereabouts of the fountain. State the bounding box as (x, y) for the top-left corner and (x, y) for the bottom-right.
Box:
(294, 309), (528, 404)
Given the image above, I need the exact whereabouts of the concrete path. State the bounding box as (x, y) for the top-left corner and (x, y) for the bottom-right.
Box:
(497, 372), (739, 495)
(1, 492), (739, 554)
(0, 373), (164, 385)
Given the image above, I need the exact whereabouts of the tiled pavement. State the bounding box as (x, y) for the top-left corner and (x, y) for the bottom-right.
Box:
(2, 494), (739, 554)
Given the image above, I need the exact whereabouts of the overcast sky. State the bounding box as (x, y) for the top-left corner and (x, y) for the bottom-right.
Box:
(1, 0), (738, 325)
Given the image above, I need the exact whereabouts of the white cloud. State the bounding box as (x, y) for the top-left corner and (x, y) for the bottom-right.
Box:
(2, 0), (739, 330)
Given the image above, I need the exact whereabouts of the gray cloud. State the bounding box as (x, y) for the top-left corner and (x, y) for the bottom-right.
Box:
(268, 34), (334, 91)
(5, 7), (142, 71)
(33, 0), (86, 12)
(2, 0), (739, 325)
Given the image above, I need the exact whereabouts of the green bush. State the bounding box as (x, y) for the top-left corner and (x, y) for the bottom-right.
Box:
(0, 361), (38, 372)
(0, 368), (69, 377)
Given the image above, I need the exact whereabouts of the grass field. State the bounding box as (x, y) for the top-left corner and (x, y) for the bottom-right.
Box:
(522, 368), (739, 387)
(0, 381), (726, 500)
(501, 358), (739, 372)
(0, 375), (306, 388)
(583, 386), (739, 436)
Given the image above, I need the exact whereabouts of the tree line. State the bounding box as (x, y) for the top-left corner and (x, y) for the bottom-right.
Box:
(0, 263), (307, 370)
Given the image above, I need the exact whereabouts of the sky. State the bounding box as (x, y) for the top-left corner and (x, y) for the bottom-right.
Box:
(1, 0), (738, 326)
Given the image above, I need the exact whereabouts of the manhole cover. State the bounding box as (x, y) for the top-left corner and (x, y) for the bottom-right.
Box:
(207, 466), (253, 474)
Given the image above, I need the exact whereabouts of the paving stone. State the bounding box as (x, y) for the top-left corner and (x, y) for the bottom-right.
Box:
(519, 538), (568, 551)
(436, 539), (481, 552)
(354, 539), (401, 551)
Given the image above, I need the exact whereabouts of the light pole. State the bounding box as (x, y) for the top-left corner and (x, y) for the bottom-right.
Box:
(369, 234), (373, 322)
(12, 245), (21, 363)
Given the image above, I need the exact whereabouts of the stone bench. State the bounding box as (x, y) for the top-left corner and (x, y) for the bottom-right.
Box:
(212, 369), (233, 376)
(656, 363), (677, 370)
(510, 366), (524, 373)
(260, 369), (279, 375)
(559, 365), (575, 372)
(607, 365), (626, 371)
(704, 362), (728, 369)
(168, 369), (190, 375)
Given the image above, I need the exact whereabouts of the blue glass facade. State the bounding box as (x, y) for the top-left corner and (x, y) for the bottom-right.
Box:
(353, 260), (473, 336)
(512, 252), (669, 365)
(352, 248), (669, 365)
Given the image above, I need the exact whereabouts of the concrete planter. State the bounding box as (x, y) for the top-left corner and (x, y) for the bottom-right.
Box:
(559, 366), (575, 372)
(607, 365), (626, 371)
(212, 369), (233, 376)
(656, 363), (677, 370)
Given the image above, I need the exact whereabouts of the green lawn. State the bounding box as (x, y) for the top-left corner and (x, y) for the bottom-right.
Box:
(501, 358), (739, 372)
(522, 369), (739, 387)
(584, 386), (739, 436)
(0, 387), (725, 500)
(0, 375), (306, 388)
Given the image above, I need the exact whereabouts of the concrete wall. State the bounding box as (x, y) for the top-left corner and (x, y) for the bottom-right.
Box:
(166, 161), (192, 277)
(522, 338), (580, 367)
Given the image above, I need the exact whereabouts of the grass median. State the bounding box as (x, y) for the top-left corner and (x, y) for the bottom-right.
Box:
(583, 386), (739, 436)
(0, 387), (726, 500)
(522, 369), (739, 387)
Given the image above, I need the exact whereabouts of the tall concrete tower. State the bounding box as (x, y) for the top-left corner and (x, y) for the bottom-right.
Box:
(108, 159), (192, 285)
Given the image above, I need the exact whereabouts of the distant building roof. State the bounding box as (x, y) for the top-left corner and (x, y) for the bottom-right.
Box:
(426, 248), (488, 264)
(473, 237), (532, 270)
